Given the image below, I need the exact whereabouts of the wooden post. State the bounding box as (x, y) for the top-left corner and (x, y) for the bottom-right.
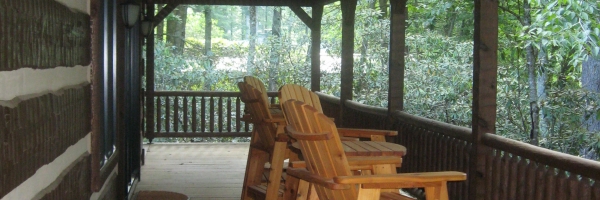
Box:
(388, 0), (407, 113)
(339, 0), (357, 126)
(310, 5), (323, 92)
(470, 0), (498, 199)
(146, 4), (156, 143)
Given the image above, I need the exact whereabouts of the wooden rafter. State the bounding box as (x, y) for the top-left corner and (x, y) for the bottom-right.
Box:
(153, 4), (180, 25)
(289, 5), (313, 28)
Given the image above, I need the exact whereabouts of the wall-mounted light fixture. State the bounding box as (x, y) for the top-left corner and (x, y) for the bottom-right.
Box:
(141, 19), (153, 37)
(121, 1), (141, 28)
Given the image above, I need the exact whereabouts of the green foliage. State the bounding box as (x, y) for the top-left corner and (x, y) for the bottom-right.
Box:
(146, 1), (600, 160)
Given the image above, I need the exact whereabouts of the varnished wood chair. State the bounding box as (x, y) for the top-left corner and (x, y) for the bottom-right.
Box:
(238, 82), (295, 200)
(278, 84), (396, 142)
(282, 100), (467, 200)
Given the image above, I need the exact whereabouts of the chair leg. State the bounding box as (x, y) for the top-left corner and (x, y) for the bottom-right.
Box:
(242, 132), (270, 200)
(372, 164), (398, 193)
(265, 141), (287, 199)
(424, 182), (448, 200)
(283, 151), (302, 200)
(357, 187), (381, 200)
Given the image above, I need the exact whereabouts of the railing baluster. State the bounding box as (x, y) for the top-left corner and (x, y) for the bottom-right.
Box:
(156, 96), (162, 133)
(508, 154), (518, 199)
(210, 96), (214, 133)
(218, 97), (223, 133)
(173, 96), (179, 132)
(516, 157), (527, 200)
(534, 164), (546, 200)
(192, 97), (197, 133)
(592, 181), (600, 200)
(201, 96), (206, 132)
(235, 97), (241, 132)
(579, 178), (591, 200)
(183, 96), (188, 133)
(491, 150), (501, 200)
(555, 170), (567, 199)
(227, 97), (232, 133)
(499, 152), (510, 200)
(568, 173), (579, 199)
(544, 168), (556, 200)
(165, 96), (170, 133)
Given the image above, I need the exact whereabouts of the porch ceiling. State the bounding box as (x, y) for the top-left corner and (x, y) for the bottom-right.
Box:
(149, 0), (335, 6)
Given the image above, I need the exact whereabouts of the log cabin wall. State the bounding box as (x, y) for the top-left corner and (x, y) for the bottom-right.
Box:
(0, 0), (118, 199)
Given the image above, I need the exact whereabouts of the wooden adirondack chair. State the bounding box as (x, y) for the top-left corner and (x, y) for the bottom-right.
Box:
(278, 84), (396, 142)
(282, 100), (467, 200)
(238, 82), (294, 200)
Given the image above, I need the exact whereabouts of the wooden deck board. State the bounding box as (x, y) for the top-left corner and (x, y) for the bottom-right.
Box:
(135, 143), (250, 200)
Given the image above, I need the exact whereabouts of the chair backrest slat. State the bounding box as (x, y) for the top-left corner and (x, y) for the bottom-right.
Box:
(279, 84), (323, 113)
(244, 76), (270, 107)
(283, 100), (357, 199)
(238, 82), (276, 149)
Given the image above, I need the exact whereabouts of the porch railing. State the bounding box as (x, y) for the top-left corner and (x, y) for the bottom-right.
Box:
(144, 91), (278, 141)
(316, 92), (600, 200)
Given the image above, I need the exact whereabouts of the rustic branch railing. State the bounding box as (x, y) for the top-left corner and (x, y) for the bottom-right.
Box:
(316, 93), (600, 200)
(144, 91), (278, 141)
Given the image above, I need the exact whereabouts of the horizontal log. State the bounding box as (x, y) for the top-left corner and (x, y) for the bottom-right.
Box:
(315, 92), (341, 105)
(152, 132), (252, 138)
(151, 91), (278, 98)
(391, 110), (472, 142)
(482, 133), (600, 180)
(151, 0), (323, 6)
(344, 100), (387, 116)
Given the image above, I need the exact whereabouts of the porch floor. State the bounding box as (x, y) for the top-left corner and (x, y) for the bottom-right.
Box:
(135, 143), (250, 200)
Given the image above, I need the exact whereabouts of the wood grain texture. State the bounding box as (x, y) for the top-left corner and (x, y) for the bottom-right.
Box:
(134, 143), (249, 200)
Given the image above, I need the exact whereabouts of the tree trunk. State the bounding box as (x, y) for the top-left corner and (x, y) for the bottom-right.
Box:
(537, 48), (548, 139)
(166, 5), (187, 54)
(204, 5), (213, 90)
(524, 0), (539, 146)
(242, 7), (249, 40)
(378, 0), (388, 19)
(156, 4), (164, 41)
(582, 56), (600, 159)
(247, 6), (257, 74)
(268, 7), (281, 91)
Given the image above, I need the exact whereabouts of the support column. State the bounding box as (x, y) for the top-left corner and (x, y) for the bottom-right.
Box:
(470, 0), (498, 199)
(339, 0), (357, 126)
(146, 4), (155, 143)
(310, 5), (323, 92)
(388, 0), (407, 113)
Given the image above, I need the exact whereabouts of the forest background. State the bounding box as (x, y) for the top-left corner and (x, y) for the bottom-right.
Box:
(147, 0), (600, 160)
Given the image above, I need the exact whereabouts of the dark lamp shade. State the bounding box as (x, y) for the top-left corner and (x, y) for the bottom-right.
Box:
(121, 2), (140, 28)
(141, 19), (153, 37)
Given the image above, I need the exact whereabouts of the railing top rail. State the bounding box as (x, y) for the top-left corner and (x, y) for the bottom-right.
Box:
(482, 133), (600, 180)
(315, 92), (341, 105)
(391, 110), (472, 142)
(344, 99), (387, 116)
(149, 91), (278, 97)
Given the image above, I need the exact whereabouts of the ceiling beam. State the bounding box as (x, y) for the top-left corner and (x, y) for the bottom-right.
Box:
(152, 0), (316, 6)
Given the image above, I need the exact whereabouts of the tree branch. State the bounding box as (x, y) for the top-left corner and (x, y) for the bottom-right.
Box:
(499, 5), (525, 26)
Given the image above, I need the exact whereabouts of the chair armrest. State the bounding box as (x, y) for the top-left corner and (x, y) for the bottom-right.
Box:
(286, 168), (350, 190)
(337, 128), (398, 138)
(333, 171), (466, 189)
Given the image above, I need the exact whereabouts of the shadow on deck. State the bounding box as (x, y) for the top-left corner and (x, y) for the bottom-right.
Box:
(135, 143), (250, 200)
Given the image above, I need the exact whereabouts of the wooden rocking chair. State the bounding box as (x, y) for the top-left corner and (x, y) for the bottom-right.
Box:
(281, 100), (467, 200)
